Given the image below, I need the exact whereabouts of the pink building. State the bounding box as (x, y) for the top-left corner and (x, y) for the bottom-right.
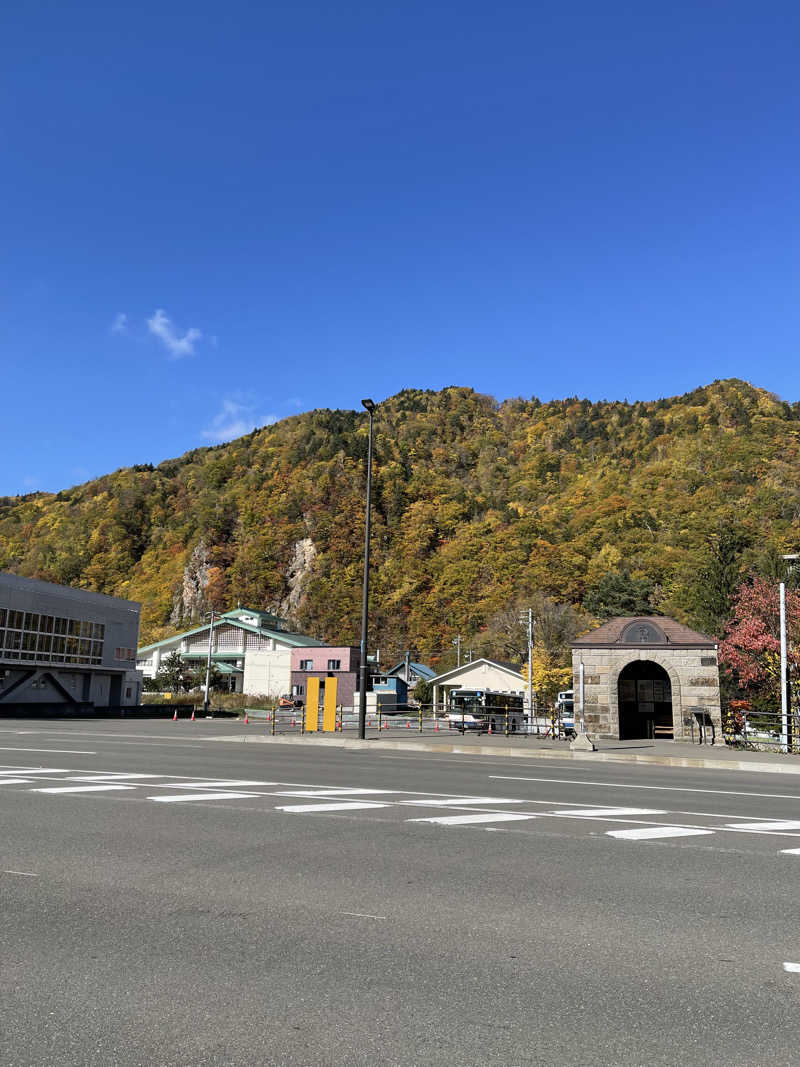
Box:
(290, 646), (361, 707)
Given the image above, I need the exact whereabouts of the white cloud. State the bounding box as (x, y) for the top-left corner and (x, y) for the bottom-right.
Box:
(147, 308), (202, 358)
(110, 312), (128, 334)
(201, 399), (279, 443)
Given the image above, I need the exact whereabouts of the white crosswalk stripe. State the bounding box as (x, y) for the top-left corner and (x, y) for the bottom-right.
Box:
(34, 784), (136, 794)
(150, 792), (259, 803)
(68, 774), (162, 782)
(550, 807), (667, 818)
(277, 802), (388, 813)
(408, 813), (536, 826)
(402, 797), (524, 807)
(607, 826), (715, 840)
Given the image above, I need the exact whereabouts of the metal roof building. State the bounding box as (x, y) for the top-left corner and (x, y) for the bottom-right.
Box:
(137, 607), (324, 698)
(0, 572), (142, 711)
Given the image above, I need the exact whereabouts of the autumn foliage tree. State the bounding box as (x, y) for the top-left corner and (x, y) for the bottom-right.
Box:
(718, 578), (800, 707)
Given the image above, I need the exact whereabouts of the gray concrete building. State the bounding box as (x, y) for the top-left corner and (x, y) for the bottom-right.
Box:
(0, 572), (142, 711)
(571, 616), (721, 741)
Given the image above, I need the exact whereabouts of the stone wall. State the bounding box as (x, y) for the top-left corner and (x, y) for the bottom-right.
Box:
(571, 647), (721, 741)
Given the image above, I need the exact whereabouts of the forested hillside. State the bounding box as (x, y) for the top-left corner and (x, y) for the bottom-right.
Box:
(2, 379), (799, 665)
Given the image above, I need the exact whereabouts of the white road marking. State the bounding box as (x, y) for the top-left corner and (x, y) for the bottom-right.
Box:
(149, 792), (259, 803)
(409, 813), (536, 826)
(549, 807), (667, 818)
(607, 826), (715, 840)
(0, 778), (32, 785)
(0, 768), (70, 775)
(783, 962), (800, 973)
(162, 780), (273, 789)
(68, 774), (163, 781)
(276, 802), (388, 813)
(342, 912), (386, 920)
(490, 774), (800, 803)
(33, 784), (136, 794)
(402, 797), (524, 807)
(780, 848), (800, 855)
(727, 821), (800, 831)
(0, 747), (96, 754)
(274, 789), (396, 797)
(2, 870), (37, 877)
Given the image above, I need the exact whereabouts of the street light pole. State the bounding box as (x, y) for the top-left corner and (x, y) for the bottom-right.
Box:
(358, 399), (376, 740)
(203, 609), (216, 716)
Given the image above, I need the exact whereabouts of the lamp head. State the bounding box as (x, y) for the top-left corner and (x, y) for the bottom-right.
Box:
(361, 398), (376, 413)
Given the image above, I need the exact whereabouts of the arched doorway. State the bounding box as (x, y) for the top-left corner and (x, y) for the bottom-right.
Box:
(618, 661), (673, 740)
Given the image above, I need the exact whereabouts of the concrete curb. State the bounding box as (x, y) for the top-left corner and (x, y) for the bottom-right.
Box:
(210, 732), (800, 776)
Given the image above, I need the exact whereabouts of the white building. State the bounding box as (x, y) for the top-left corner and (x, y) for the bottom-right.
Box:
(429, 658), (526, 713)
(136, 607), (324, 697)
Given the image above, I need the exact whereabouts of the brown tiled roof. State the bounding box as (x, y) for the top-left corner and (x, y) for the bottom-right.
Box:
(572, 616), (716, 649)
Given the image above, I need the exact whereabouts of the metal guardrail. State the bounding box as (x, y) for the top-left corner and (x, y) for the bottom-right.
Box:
(722, 705), (800, 752)
(241, 703), (577, 740)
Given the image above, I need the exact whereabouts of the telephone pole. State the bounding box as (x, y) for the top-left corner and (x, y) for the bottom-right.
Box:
(520, 608), (534, 733)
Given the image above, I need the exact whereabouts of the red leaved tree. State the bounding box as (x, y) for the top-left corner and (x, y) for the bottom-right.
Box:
(719, 578), (800, 702)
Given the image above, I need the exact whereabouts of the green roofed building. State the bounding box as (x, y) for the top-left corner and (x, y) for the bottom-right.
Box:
(136, 608), (324, 697)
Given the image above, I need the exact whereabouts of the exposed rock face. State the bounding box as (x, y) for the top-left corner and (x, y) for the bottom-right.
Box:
(281, 537), (316, 619)
(170, 541), (211, 625)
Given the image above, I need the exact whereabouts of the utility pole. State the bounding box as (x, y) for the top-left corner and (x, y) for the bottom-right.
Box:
(452, 635), (461, 668)
(203, 609), (216, 716)
(520, 608), (534, 733)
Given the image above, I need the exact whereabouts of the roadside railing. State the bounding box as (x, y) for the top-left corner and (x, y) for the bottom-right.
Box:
(235, 703), (576, 741)
(723, 705), (800, 753)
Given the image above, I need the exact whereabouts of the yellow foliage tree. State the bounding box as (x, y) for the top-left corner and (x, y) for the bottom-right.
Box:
(521, 649), (573, 706)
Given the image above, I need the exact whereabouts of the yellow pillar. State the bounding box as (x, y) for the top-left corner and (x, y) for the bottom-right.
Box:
(305, 676), (320, 732)
(322, 677), (338, 732)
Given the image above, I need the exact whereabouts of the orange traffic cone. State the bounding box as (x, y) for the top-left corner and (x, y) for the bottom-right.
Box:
(383, 720), (388, 729)
(487, 721), (492, 734)
(406, 720), (411, 729)
(172, 709), (178, 722)
(190, 709), (196, 722)
(291, 716), (296, 726)
(434, 720), (439, 732)
(243, 712), (249, 725)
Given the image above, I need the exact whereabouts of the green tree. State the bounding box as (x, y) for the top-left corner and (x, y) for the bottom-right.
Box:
(679, 520), (750, 636)
(154, 651), (189, 692)
(584, 570), (657, 620)
(412, 679), (433, 707)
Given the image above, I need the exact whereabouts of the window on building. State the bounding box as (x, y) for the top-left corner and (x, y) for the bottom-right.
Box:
(327, 659), (341, 671)
(299, 659), (313, 671)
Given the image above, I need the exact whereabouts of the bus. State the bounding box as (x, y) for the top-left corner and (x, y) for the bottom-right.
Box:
(445, 688), (527, 734)
(555, 689), (576, 737)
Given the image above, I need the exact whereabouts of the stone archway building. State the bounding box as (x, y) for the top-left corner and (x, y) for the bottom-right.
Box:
(571, 616), (721, 741)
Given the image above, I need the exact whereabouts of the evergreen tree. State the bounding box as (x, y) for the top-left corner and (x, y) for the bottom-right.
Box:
(584, 570), (657, 620)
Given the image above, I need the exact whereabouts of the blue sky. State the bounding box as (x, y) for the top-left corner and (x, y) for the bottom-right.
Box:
(2, 1), (800, 495)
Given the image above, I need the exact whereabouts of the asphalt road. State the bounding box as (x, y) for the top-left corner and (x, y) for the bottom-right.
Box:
(2, 719), (800, 1066)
